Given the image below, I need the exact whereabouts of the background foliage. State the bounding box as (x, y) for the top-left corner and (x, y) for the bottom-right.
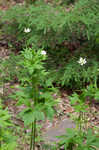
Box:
(0, 0), (99, 89)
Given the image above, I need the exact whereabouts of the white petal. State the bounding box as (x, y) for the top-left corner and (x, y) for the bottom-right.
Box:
(80, 57), (83, 61)
(41, 50), (46, 55)
(78, 57), (87, 65)
(24, 28), (31, 33)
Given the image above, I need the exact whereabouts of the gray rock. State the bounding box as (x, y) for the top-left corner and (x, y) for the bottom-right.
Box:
(43, 118), (75, 143)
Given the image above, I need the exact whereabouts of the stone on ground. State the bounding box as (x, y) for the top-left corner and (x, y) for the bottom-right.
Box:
(43, 118), (75, 143)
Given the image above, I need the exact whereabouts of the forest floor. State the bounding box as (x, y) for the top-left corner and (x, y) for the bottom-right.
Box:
(0, 1), (99, 149)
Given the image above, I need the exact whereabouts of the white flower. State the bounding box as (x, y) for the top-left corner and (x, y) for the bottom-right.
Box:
(41, 50), (46, 55)
(24, 28), (31, 33)
(78, 57), (87, 66)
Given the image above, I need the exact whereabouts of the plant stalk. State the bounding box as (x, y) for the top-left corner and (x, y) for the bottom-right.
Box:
(32, 84), (38, 150)
(30, 122), (34, 150)
(33, 119), (36, 150)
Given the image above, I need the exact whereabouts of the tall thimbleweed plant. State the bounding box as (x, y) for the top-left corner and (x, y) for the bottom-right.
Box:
(14, 47), (57, 150)
(69, 92), (88, 131)
(57, 128), (99, 150)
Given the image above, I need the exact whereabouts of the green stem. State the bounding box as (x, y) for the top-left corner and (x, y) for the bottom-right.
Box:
(33, 119), (36, 150)
(30, 122), (34, 150)
(94, 77), (97, 89)
(32, 84), (38, 150)
(0, 140), (1, 148)
(79, 112), (82, 131)
(3, 81), (4, 99)
(0, 128), (2, 148)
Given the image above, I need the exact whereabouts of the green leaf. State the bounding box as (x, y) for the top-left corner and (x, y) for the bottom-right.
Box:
(94, 90), (99, 101)
(20, 107), (45, 125)
(19, 108), (34, 125)
(69, 93), (80, 105)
